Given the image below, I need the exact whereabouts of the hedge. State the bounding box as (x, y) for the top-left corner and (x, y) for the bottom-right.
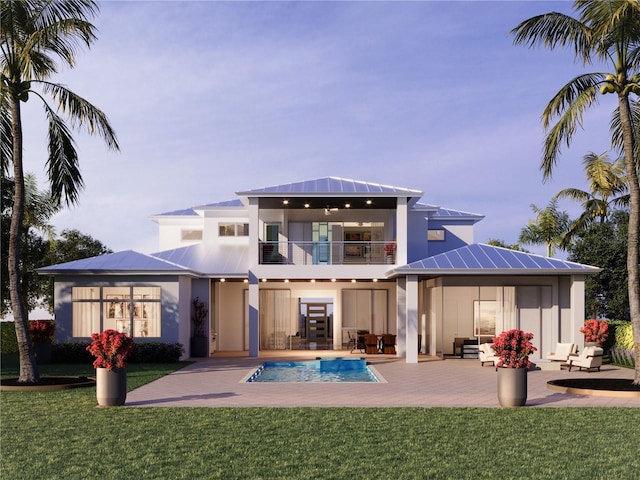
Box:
(1, 322), (183, 363)
(1, 321), (18, 354)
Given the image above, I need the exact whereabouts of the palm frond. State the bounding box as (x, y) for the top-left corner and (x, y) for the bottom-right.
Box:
(40, 81), (119, 150)
(553, 187), (591, 203)
(39, 98), (84, 206)
(541, 73), (603, 179)
(510, 11), (593, 63)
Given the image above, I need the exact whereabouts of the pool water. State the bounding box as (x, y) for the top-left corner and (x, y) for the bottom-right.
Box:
(247, 357), (379, 383)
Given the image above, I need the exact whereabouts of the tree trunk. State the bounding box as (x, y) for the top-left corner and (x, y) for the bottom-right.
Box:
(617, 94), (640, 385)
(9, 93), (39, 383)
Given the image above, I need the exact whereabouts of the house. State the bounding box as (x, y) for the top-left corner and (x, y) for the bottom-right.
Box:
(39, 177), (599, 363)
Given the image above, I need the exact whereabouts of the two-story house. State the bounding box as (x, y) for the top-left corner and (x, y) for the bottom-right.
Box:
(40, 177), (599, 363)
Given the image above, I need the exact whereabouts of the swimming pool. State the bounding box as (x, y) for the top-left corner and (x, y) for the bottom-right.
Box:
(246, 357), (381, 383)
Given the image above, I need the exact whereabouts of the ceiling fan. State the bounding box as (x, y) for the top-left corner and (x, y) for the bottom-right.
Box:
(324, 206), (339, 216)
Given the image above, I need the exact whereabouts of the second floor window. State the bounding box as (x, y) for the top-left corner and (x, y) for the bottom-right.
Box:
(219, 223), (249, 237)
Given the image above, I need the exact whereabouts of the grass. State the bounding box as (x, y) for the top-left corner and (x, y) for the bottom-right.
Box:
(2, 359), (640, 479)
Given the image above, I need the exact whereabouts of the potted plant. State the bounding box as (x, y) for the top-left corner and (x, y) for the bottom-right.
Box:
(579, 319), (608, 346)
(190, 297), (209, 358)
(86, 329), (134, 406)
(491, 329), (537, 407)
(384, 242), (396, 263)
(29, 320), (55, 364)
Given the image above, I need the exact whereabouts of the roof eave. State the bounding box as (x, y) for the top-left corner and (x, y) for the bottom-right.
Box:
(386, 267), (601, 277)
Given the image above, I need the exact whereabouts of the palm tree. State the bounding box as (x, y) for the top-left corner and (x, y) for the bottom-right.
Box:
(518, 200), (571, 257)
(1, 1), (119, 383)
(512, 0), (640, 384)
(1, 173), (60, 317)
(554, 151), (628, 245)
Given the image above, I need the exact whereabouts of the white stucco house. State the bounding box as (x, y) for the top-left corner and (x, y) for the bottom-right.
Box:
(39, 177), (599, 363)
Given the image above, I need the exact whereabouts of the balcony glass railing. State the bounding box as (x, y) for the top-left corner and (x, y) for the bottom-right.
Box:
(259, 241), (396, 265)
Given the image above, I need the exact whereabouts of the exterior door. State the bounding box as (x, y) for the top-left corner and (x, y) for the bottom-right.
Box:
(306, 303), (328, 343)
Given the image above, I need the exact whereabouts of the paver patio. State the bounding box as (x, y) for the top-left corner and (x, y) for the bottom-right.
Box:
(126, 352), (639, 408)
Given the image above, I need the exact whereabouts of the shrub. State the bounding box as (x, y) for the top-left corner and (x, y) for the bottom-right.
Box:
(615, 322), (635, 350)
(491, 329), (537, 369)
(52, 342), (92, 363)
(87, 330), (134, 370)
(602, 320), (627, 353)
(1, 321), (18, 354)
(29, 320), (55, 343)
(53, 340), (183, 364)
(129, 342), (184, 363)
(579, 319), (608, 344)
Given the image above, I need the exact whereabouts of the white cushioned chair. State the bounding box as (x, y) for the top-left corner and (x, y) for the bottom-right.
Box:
(567, 346), (604, 372)
(547, 343), (577, 363)
(479, 343), (500, 368)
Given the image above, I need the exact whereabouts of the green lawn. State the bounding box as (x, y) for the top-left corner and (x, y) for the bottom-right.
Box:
(2, 360), (639, 480)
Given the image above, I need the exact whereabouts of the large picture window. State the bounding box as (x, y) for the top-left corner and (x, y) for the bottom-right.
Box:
(72, 286), (161, 338)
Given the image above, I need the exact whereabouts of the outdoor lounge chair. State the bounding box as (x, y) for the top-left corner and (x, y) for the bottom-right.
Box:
(547, 342), (577, 363)
(567, 346), (604, 372)
(478, 343), (500, 368)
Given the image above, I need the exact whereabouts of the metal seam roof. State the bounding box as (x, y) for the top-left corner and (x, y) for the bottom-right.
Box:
(393, 244), (600, 274)
(236, 176), (423, 196)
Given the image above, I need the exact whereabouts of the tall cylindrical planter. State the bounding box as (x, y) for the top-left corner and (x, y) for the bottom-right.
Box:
(497, 367), (527, 407)
(190, 336), (208, 357)
(96, 367), (127, 406)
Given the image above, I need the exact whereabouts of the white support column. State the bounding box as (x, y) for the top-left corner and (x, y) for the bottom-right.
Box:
(570, 275), (586, 350)
(249, 198), (259, 266)
(248, 271), (260, 357)
(396, 277), (407, 358)
(405, 275), (418, 363)
(396, 197), (408, 265)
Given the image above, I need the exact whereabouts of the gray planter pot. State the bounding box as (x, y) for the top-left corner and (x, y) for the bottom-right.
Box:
(190, 336), (208, 357)
(96, 367), (127, 406)
(497, 367), (527, 407)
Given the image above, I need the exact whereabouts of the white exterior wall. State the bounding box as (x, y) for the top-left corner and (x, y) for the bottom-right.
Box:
(52, 275), (189, 360)
(156, 217), (204, 251)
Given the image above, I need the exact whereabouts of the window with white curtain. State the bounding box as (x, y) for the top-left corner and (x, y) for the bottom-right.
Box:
(259, 289), (291, 350)
(341, 289), (389, 333)
(71, 286), (161, 338)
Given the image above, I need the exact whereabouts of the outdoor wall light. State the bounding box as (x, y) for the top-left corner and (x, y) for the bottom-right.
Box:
(366, 199), (372, 205)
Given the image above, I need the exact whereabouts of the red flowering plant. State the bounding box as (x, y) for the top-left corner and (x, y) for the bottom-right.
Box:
(86, 330), (134, 370)
(384, 242), (396, 256)
(579, 319), (608, 344)
(29, 320), (55, 344)
(491, 329), (537, 369)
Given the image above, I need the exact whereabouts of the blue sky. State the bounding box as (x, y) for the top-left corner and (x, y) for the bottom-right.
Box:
(21, 0), (620, 256)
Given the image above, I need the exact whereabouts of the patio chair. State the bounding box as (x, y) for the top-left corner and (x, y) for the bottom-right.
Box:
(567, 346), (604, 372)
(350, 330), (367, 353)
(547, 343), (577, 363)
(382, 334), (396, 354)
(478, 343), (500, 369)
(364, 334), (379, 354)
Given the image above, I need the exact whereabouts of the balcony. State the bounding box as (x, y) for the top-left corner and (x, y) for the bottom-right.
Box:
(260, 241), (396, 265)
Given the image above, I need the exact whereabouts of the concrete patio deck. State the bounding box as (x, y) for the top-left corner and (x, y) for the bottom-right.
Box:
(126, 351), (639, 408)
